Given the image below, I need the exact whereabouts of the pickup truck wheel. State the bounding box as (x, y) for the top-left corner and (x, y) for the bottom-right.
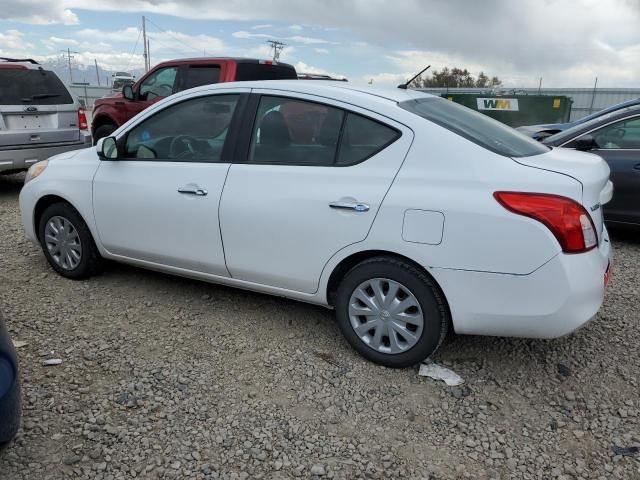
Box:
(93, 124), (117, 144)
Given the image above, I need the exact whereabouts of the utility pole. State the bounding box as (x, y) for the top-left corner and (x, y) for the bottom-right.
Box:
(142, 15), (149, 72)
(147, 37), (151, 69)
(537, 77), (542, 94)
(588, 77), (598, 114)
(61, 48), (79, 84)
(94, 59), (101, 86)
(265, 40), (286, 62)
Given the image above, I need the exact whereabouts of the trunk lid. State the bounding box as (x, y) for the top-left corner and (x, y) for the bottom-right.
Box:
(0, 104), (80, 147)
(513, 147), (611, 242)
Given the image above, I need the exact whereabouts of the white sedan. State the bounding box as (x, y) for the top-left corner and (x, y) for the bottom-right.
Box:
(19, 81), (612, 367)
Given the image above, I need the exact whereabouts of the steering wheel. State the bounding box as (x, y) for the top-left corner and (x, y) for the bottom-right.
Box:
(169, 135), (200, 159)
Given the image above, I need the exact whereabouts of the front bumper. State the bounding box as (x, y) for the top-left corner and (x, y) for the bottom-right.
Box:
(0, 131), (91, 173)
(433, 226), (612, 338)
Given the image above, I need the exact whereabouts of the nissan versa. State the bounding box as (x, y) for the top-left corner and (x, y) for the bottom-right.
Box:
(19, 81), (613, 367)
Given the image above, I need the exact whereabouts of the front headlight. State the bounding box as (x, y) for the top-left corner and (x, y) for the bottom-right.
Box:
(24, 160), (48, 184)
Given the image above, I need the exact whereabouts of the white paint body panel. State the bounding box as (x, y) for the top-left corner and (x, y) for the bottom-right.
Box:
(19, 80), (613, 340)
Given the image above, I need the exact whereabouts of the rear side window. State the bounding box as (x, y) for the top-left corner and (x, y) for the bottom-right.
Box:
(399, 97), (549, 158)
(236, 63), (298, 81)
(0, 69), (73, 105)
(337, 114), (400, 165)
(248, 95), (400, 166)
(182, 65), (221, 90)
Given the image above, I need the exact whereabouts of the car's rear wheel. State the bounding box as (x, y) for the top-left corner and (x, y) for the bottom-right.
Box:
(93, 124), (117, 145)
(335, 256), (449, 368)
(38, 202), (103, 280)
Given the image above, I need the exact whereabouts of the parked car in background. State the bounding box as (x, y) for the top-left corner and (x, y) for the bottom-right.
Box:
(91, 58), (297, 143)
(543, 104), (640, 227)
(111, 71), (135, 92)
(0, 312), (20, 446)
(21, 81), (612, 368)
(0, 58), (91, 175)
(518, 97), (640, 140)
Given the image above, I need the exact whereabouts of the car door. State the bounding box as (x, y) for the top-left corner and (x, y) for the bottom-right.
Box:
(93, 90), (248, 275)
(581, 115), (640, 224)
(219, 91), (413, 294)
(127, 65), (180, 118)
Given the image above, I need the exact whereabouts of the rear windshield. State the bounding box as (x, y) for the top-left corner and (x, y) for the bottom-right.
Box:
(399, 97), (550, 158)
(0, 69), (73, 105)
(235, 63), (298, 81)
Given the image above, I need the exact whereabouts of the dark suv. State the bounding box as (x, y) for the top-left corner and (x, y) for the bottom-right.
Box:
(0, 58), (91, 174)
(91, 58), (297, 142)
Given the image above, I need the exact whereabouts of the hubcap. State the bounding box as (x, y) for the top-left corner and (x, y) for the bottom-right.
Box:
(44, 216), (82, 271)
(348, 278), (424, 355)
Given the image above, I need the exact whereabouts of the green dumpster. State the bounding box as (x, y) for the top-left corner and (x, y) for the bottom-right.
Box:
(440, 93), (572, 128)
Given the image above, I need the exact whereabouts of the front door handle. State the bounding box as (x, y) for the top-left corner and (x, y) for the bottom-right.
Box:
(633, 163), (640, 171)
(329, 201), (370, 212)
(178, 187), (208, 196)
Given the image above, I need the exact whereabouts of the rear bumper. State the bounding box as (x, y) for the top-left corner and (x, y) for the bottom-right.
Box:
(432, 226), (612, 338)
(0, 132), (91, 173)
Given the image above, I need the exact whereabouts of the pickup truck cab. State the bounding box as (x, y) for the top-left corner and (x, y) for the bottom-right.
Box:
(92, 58), (297, 143)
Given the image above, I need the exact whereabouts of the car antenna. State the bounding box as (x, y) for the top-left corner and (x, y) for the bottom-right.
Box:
(398, 65), (431, 90)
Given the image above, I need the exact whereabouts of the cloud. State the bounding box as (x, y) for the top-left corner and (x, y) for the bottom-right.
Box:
(78, 27), (226, 57)
(0, 1), (78, 24)
(250, 24), (272, 30)
(233, 31), (328, 45)
(294, 61), (345, 79)
(314, 48), (329, 54)
(1, 0), (639, 86)
(0, 29), (34, 52)
(288, 24), (303, 31)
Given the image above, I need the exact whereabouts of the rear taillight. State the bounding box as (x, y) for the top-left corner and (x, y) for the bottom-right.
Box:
(494, 192), (598, 253)
(78, 107), (88, 131)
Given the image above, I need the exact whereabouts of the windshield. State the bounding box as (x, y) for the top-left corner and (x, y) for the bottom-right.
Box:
(543, 106), (640, 145)
(0, 69), (73, 105)
(399, 97), (549, 157)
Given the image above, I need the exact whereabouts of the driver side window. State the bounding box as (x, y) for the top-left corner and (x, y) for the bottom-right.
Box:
(138, 67), (178, 101)
(590, 116), (640, 150)
(124, 94), (239, 162)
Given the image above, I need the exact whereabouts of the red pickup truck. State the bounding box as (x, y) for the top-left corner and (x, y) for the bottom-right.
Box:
(91, 57), (297, 143)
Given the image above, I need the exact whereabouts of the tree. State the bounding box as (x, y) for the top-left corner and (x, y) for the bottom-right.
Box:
(410, 67), (502, 88)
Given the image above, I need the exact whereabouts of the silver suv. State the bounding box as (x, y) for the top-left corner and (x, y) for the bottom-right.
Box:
(0, 58), (91, 174)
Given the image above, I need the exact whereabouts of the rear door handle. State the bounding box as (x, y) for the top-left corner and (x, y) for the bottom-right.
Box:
(178, 187), (208, 196)
(634, 163), (640, 170)
(329, 201), (370, 212)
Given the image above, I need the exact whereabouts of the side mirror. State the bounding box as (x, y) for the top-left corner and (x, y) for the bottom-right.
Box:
(97, 136), (119, 160)
(122, 85), (135, 101)
(574, 134), (595, 151)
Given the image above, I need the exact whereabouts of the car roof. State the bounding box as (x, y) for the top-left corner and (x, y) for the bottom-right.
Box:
(181, 79), (435, 105)
(0, 58), (46, 71)
(154, 57), (296, 68)
(544, 104), (640, 145)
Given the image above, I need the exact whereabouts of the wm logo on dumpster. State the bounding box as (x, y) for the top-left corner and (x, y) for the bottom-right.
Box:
(476, 98), (519, 111)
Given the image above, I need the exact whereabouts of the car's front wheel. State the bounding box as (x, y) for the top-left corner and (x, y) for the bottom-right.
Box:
(38, 202), (103, 280)
(335, 256), (450, 368)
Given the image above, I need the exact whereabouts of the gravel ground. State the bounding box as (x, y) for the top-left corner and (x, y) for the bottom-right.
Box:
(1, 172), (639, 480)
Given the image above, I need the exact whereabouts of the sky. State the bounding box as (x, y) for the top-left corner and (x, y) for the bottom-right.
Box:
(0, 0), (639, 87)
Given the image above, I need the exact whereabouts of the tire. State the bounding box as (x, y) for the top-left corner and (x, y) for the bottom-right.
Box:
(38, 202), (103, 280)
(0, 371), (20, 447)
(93, 124), (117, 145)
(335, 256), (450, 368)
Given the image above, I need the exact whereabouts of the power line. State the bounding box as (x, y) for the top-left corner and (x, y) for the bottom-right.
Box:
(145, 16), (204, 56)
(123, 27), (142, 73)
